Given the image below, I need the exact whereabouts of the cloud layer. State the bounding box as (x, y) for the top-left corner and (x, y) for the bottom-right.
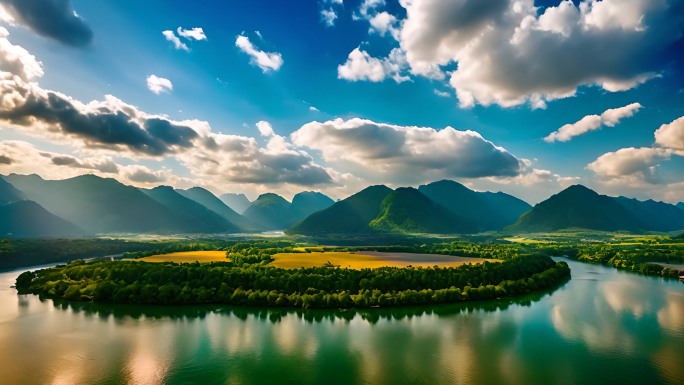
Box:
(0, 0), (92, 47)
(292, 118), (524, 183)
(377, 0), (684, 108)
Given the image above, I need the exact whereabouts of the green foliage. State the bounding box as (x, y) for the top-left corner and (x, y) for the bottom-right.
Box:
(16, 252), (570, 308)
(369, 187), (479, 234)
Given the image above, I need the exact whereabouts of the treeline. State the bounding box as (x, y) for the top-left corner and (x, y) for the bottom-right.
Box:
(0, 238), (171, 270)
(572, 243), (684, 278)
(16, 254), (570, 308)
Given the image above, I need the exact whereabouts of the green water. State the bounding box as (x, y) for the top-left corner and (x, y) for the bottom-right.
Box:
(1, 258), (683, 385)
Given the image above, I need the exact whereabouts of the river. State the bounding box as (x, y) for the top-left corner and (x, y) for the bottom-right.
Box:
(0, 258), (683, 384)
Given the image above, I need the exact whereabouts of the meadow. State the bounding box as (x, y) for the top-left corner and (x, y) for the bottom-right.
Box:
(270, 251), (495, 269)
(137, 251), (229, 263)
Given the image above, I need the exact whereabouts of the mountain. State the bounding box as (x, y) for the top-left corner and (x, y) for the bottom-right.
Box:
(242, 193), (297, 230)
(614, 197), (684, 232)
(287, 185), (393, 235)
(677, 202), (684, 211)
(0, 177), (25, 205)
(369, 187), (479, 234)
(418, 180), (531, 230)
(176, 187), (260, 231)
(219, 193), (251, 214)
(506, 185), (642, 233)
(3, 174), (206, 234)
(141, 186), (240, 233)
(290, 191), (335, 221)
(0, 200), (83, 237)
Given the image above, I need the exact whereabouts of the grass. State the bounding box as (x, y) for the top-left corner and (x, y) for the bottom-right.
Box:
(138, 251), (229, 263)
(271, 251), (494, 270)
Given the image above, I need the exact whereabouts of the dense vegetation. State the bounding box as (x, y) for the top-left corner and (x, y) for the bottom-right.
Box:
(16, 253), (569, 308)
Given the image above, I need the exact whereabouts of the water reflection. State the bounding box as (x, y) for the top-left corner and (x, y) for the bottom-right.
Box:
(0, 259), (683, 385)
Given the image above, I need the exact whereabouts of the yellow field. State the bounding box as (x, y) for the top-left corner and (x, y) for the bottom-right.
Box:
(271, 251), (494, 269)
(503, 237), (550, 244)
(139, 251), (229, 263)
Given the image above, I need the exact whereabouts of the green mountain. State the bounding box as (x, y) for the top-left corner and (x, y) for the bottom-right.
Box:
(614, 197), (684, 232)
(369, 187), (479, 234)
(506, 185), (641, 233)
(219, 193), (251, 214)
(242, 193), (297, 230)
(677, 202), (684, 211)
(287, 185), (393, 235)
(290, 191), (335, 221)
(418, 180), (531, 230)
(141, 186), (240, 233)
(176, 187), (260, 231)
(3, 174), (205, 234)
(0, 177), (25, 205)
(0, 200), (83, 237)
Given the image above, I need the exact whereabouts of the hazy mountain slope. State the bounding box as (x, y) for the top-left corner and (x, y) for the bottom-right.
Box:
(0, 200), (83, 237)
(141, 186), (239, 233)
(677, 202), (684, 211)
(219, 193), (251, 214)
(0, 177), (25, 205)
(290, 191), (335, 221)
(418, 180), (531, 230)
(242, 193), (297, 230)
(3, 174), (192, 234)
(176, 187), (260, 231)
(286, 185), (393, 235)
(614, 197), (684, 232)
(506, 185), (641, 233)
(369, 188), (479, 234)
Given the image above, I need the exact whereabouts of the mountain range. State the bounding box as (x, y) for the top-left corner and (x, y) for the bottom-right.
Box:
(506, 185), (684, 233)
(1, 173), (683, 237)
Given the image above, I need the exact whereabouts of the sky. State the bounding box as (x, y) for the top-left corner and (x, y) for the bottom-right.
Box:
(0, 0), (683, 204)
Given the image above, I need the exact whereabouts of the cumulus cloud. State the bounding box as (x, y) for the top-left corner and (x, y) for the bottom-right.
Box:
(0, 27), (43, 80)
(235, 34), (283, 73)
(177, 27), (206, 41)
(545, 102), (642, 142)
(123, 165), (169, 183)
(321, 8), (338, 26)
(655, 116), (684, 151)
(0, 0), (92, 47)
(588, 147), (671, 183)
(256, 121), (275, 137)
(398, 0), (683, 108)
(146, 75), (173, 94)
(291, 117), (523, 184)
(338, 47), (409, 83)
(162, 30), (189, 51)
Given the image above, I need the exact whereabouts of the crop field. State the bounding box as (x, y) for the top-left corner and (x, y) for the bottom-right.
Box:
(270, 251), (496, 269)
(138, 251), (229, 263)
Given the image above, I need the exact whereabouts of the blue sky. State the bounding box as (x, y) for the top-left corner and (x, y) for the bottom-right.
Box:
(0, 0), (683, 204)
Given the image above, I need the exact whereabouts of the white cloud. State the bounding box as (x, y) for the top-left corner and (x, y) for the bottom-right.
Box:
(291, 117), (523, 184)
(162, 30), (188, 51)
(235, 34), (283, 73)
(545, 102), (642, 142)
(368, 11), (400, 40)
(655, 116), (684, 151)
(309, 106), (319, 112)
(433, 89), (450, 98)
(588, 146), (671, 184)
(0, 27), (43, 80)
(256, 121), (275, 137)
(146, 75), (173, 94)
(177, 27), (206, 41)
(321, 8), (338, 27)
(338, 47), (409, 83)
(398, 0), (681, 108)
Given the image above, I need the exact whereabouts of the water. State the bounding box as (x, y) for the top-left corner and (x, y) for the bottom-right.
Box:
(0, 258), (683, 385)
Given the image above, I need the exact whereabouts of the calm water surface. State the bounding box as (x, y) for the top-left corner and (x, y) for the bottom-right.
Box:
(1, 258), (683, 385)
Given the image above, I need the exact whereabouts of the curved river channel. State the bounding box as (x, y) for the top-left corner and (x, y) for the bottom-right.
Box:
(1, 258), (683, 385)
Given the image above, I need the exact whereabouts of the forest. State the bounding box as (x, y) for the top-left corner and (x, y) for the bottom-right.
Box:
(16, 251), (570, 308)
